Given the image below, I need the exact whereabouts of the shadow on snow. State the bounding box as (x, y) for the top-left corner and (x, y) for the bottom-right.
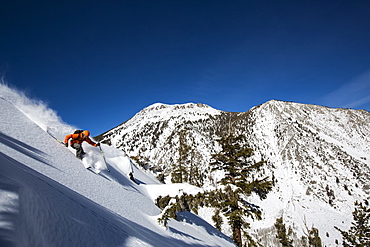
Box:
(0, 131), (57, 169)
(0, 152), (215, 247)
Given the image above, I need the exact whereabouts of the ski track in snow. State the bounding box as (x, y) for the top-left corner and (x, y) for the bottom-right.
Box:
(0, 85), (235, 247)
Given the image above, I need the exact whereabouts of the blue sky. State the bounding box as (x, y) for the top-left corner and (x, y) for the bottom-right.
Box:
(1, 1), (370, 135)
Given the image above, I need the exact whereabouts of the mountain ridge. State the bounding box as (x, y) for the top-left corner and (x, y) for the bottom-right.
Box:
(99, 100), (370, 246)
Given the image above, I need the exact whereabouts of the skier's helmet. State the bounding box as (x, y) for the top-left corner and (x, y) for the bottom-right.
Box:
(82, 130), (90, 137)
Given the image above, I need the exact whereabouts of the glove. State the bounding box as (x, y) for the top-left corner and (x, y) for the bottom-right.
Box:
(96, 142), (100, 147)
(64, 142), (68, 147)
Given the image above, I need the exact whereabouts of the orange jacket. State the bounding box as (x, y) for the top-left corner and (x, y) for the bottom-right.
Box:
(64, 133), (98, 147)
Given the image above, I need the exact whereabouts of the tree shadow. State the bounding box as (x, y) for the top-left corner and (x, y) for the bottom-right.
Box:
(0, 152), (220, 247)
(177, 211), (234, 242)
(168, 226), (202, 242)
(102, 165), (143, 194)
(0, 131), (56, 168)
(0, 175), (19, 247)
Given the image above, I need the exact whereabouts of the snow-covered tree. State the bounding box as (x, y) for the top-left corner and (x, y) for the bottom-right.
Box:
(335, 200), (370, 246)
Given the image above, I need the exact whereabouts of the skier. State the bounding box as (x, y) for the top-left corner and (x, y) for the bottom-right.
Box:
(64, 130), (100, 160)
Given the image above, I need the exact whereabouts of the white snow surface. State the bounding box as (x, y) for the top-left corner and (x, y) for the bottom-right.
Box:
(0, 84), (234, 247)
(138, 103), (222, 121)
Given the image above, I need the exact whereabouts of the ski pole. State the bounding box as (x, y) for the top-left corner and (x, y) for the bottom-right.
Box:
(98, 144), (110, 172)
(47, 130), (65, 145)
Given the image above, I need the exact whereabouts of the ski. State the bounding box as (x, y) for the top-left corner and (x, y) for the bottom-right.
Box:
(87, 166), (100, 174)
(98, 145), (110, 172)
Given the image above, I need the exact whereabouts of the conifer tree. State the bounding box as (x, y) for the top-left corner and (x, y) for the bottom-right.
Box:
(335, 200), (370, 246)
(171, 130), (190, 183)
(157, 134), (272, 247)
(171, 130), (204, 186)
(308, 227), (322, 247)
(275, 217), (293, 247)
(212, 209), (223, 231)
(209, 134), (273, 247)
(302, 220), (322, 247)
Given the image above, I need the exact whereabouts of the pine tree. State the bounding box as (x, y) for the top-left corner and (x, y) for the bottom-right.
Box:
(335, 200), (370, 246)
(157, 134), (272, 247)
(302, 219), (322, 247)
(306, 227), (322, 247)
(275, 217), (293, 246)
(212, 208), (223, 231)
(171, 130), (190, 183)
(171, 130), (204, 187)
(209, 134), (273, 247)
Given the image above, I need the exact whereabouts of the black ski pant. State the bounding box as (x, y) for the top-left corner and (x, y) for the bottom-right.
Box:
(72, 143), (85, 160)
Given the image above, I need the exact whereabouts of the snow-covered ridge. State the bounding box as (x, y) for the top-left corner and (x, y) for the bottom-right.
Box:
(254, 99), (370, 158)
(144, 102), (213, 110)
(135, 102), (222, 120)
(102, 102), (222, 144)
(245, 99), (370, 244)
(101, 98), (370, 246)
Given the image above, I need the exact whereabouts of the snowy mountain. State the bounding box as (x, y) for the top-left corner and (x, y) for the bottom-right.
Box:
(98, 100), (370, 246)
(0, 84), (234, 247)
(98, 103), (224, 177)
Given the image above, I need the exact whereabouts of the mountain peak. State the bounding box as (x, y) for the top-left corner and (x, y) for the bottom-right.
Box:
(134, 102), (221, 121)
(144, 102), (214, 111)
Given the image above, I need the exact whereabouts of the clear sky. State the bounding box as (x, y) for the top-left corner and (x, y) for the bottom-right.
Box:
(1, 0), (370, 135)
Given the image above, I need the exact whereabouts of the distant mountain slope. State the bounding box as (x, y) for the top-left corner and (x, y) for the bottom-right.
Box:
(99, 103), (224, 175)
(99, 100), (370, 246)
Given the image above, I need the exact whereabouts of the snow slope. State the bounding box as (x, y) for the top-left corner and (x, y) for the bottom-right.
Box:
(0, 84), (234, 247)
(246, 101), (370, 242)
